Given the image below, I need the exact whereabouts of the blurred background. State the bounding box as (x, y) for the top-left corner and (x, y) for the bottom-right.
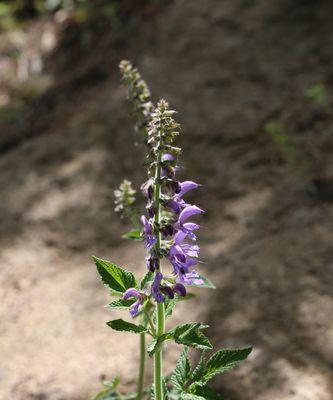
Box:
(0, 1), (332, 399)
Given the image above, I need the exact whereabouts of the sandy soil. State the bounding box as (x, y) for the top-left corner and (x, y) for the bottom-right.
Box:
(1, 1), (333, 399)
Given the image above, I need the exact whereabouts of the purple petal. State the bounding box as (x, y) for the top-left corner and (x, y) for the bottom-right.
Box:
(178, 271), (204, 286)
(179, 181), (198, 197)
(167, 199), (183, 214)
(152, 272), (165, 303)
(140, 215), (151, 234)
(174, 230), (187, 245)
(161, 286), (174, 299)
(129, 299), (141, 317)
(173, 283), (186, 297)
(162, 153), (174, 162)
(123, 288), (141, 300)
(179, 206), (204, 224)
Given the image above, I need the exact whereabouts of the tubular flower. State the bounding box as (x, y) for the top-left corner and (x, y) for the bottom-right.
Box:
(140, 215), (156, 248)
(152, 272), (165, 303)
(123, 288), (145, 317)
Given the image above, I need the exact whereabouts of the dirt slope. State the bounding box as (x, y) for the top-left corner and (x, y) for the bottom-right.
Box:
(1, 1), (332, 399)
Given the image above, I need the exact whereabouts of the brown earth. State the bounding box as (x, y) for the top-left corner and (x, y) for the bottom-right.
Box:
(0, 1), (333, 400)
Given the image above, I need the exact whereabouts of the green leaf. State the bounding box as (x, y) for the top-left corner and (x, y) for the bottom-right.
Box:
(173, 323), (212, 350)
(107, 319), (148, 334)
(93, 256), (137, 293)
(171, 347), (191, 392)
(140, 270), (153, 290)
(198, 347), (252, 385)
(188, 275), (216, 289)
(192, 386), (224, 400)
(122, 228), (143, 241)
(106, 299), (135, 310)
(191, 351), (206, 382)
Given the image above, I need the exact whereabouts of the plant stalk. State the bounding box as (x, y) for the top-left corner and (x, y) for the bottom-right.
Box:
(136, 332), (146, 400)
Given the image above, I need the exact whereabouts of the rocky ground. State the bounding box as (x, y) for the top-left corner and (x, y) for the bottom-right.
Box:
(0, 1), (332, 399)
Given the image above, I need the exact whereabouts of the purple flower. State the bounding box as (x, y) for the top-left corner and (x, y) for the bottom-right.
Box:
(174, 223), (200, 243)
(173, 283), (186, 297)
(178, 181), (199, 197)
(152, 272), (164, 302)
(178, 205), (204, 224)
(162, 153), (174, 162)
(123, 288), (144, 317)
(140, 215), (156, 248)
(177, 271), (204, 286)
(166, 199), (183, 214)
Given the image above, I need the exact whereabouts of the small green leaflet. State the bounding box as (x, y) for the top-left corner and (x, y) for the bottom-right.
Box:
(102, 377), (120, 389)
(93, 256), (137, 293)
(147, 332), (173, 357)
(122, 228), (143, 241)
(107, 319), (148, 334)
(107, 299), (134, 310)
(170, 347), (191, 392)
(197, 347), (252, 386)
(173, 323), (212, 350)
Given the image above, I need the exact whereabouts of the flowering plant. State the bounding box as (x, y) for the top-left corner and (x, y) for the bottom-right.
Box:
(92, 61), (251, 400)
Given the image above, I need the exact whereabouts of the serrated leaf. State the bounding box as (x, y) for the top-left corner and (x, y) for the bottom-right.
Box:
(191, 351), (206, 382)
(171, 347), (191, 392)
(174, 323), (212, 350)
(188, 275), (216, 289)
(140, 270), (153, 290)
(93, 256), (137, 293)
(192, 386), (224, 400)
(122, 228), (143, 241)
(107, 299), (135, 310)
(198, 347), (252, 385)
(107, 319), (148, 334)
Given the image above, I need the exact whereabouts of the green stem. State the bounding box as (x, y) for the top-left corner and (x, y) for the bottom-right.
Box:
(153, 132), (165, 400)
(136, 332), (146, 400)
(154, 302), (165, 400)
